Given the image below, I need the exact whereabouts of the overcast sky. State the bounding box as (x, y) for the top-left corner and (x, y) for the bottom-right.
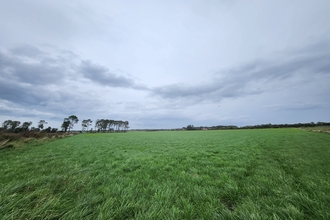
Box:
(1, 0), (330, 129)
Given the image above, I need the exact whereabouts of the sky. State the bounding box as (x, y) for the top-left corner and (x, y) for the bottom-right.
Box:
(0, 0), (330, 130)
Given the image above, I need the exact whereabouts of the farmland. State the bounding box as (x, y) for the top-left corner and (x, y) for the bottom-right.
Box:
(0, 129), (330, 219)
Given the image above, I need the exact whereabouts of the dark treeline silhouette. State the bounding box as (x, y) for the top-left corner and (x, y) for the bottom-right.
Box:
(60, 116), (129, 133)
(184, 121), (330, 130)
(185, 125), (238, 130)
(239, 121), (330, 129)
(1, 116), (130, 133)
(1, 119), (58, 133)
(94, 119), (129, 132)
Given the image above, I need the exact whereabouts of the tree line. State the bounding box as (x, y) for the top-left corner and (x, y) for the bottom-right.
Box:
(185, 124), (238, 130)
(60, 117), (130, 132)
(239, 122), (330, 129)
(94, 119), (129, 132)
(184, 121), (330, 130)
(1, 115), (129, 133)
(1, 119), (58, 133)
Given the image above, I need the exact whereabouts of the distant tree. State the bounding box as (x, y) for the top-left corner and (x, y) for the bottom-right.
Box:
(186, 124), (195, 130)
(95, 119), (105, 132)
(118, 120), (125, 132)
(61, 118), (70, 132)
(38, 120), (48, 130)
(11, 121), (21, 132)
(20, 121), (32, 131)
(101, 119), (108, 132)
(82, 119), (93, 132)
(2, 120), (13, 131)
(120, 121), (125, 132)
(30, 127), (40, 132)
(317, 122), (324, 126)
(67, 115), (79, 132)
(95, 119), (102, 132)
(113, 120), (119, 132)
(107, 120), (114, 132)
(124, 121), (129, 132)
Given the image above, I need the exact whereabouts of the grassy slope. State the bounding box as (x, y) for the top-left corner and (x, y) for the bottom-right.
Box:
(0, 129), (329, 219)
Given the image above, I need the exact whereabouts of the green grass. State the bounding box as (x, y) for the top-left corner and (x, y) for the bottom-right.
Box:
(1, 129), (330, 219)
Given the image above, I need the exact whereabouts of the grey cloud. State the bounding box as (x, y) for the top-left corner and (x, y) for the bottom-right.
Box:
(0, 80), (42, 106)
(79, 60), (148, 90)
(151, 40), (330, 101)
(1, 45), (146, 90)
(150, 74), (261, 102)
(0, 44), (150, 125)
(0, 76), (78, 111)
(49, 116), (66, 121)
(1, 47), (118, 102)
(0, 76), (99, 121)
(0, 107), (12, 116)
(0, 99), (54, 119)
(151, 83), (215, 99)
(10, 45), (46, 58)
(264, 102), (327, 111)
(0, 48), (68, 86)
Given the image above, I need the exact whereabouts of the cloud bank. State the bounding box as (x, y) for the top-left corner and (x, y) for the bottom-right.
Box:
(151, 40), (330, 103)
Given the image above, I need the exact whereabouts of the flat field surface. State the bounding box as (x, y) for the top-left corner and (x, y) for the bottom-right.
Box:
(1, 129), (330, 219)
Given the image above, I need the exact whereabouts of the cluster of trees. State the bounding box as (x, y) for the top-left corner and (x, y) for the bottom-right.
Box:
(60, 116), (129, 132)
(185, 125), (238, 130)
(1, 115), (130, 133)
(1, 119), (58, 133)
(186, 125), (196, 130)
(240, 122), (330, 129)
(61, 115), (79, 132)
(184, 122), (330, 131)
(94, 119), (129, 132)
(82, 119), (93, 132)
(2, 120), (32, 132)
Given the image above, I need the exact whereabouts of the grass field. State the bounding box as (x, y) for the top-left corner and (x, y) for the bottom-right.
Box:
(1, 129), (330, 219)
